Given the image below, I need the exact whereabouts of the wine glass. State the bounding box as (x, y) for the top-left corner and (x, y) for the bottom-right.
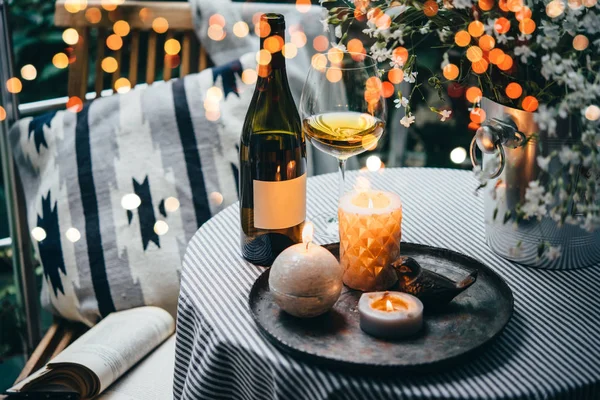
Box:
(300, 50), (387, 242)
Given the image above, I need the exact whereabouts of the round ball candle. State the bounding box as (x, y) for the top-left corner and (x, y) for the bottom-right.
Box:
(359, 291), (424, 339)
(269, 223), (343, 318)
(338, 190), (403, 291)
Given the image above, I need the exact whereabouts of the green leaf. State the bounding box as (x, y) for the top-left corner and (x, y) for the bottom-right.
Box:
(503, 210), (512, 224)
(493, 208), (498, 221)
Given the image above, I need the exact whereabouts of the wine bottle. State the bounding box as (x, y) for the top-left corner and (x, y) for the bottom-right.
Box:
(240, 13), (306, 266)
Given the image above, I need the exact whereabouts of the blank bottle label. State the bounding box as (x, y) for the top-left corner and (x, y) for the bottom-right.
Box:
(253, 174), (306, 229)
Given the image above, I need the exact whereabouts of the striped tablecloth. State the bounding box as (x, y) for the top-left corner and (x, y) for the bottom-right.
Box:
(173, 168), (600, 400)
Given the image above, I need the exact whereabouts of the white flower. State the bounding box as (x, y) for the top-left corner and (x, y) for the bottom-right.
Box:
(452, 0), (474, 9)
(440, 110), (452, 122)
(400, 113), (416, 128)
(534, 105), (557, 136)
(334, 25), (342, 39)
(394, 96), (409, 109)
(544, 246), (562, 261)
(514, 45), (537, 64)
(536, 155), (552, 172)
(404, 71), (418, 83)
(320, 19), (330, 33)
(558, 146), (579, 165)
(370, 44), (392, 62)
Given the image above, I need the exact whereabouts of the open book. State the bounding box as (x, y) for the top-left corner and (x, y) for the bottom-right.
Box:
(6, 307), (175, 399)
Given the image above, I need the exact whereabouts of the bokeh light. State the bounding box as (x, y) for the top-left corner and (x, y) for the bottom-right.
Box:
(392, 47), (409, 65)
(507, 0), (524, 12)
(328, 47), (344, 63)
(154, 221), (169, 235)
(388, 68), (404, 84)
(31, 227), (46, 242)
(114, 20), (130, 36)
(515, 6), (532, 21)
(106, 34), (123, 50)
(472, 59), (489, 74)
(65, 227), (81, 243)
(366, 155), (383, 171)
(466, 46), (483, 62)
(6, 77), (22, 94)
(505, 82), (522, 99)
(264, 35), (284, 53)
(450, 147), (467, 164)
(85, 7), (102, 24)
(121, 193), (141, 210)
(479, 35), (495, 51)
(282, 43), (298, 59)
(489, 48), (506, 65)
(466, 86), (483, 103)
(546, 0), (566, 17)
(479, 0), (494, 10)
(66, 96), (83, 112)
(495, 17), (511, 34)
(64, 0), (87, 13)
(165, 197), (180, 212)
(470, 108), (487, 123)
(291, 31), (307, 48)
(101, 57), (118, 73)
(468, 21), (485, 38)
(164, 38), (181, 55)
(381, 81), (394, 98)
(0, 106), (6, 121)
(256, 49), (272, 66)
(573, 35), (589, 51)
(152, 17), (169, 34)
(52, 53), (69, 69)
(518, 18), (536, 35)
(296, 0), (311, 13)
(206, 86), (223, 101)
(585, 105), (600, 121)
(498, 55), (513, 70)
(443, 63), (459, 80)
(209, 191), (224, 206)
(311, 53), (327, 71)
(139, 7), (153, 23)
(242, 69), (258, 85)
(209, 14), (226, 27)
(326, 68), (342, 83)
(423, 0), (439, 16)
(62, 28), (79, 45)
(20, 64), (37, 80)
(313, 35), (329, 52)
(208, 25), (226, 41)
(233, 21), (249, 38)
(100, 0), (117, 12)
(454, 30), (471, 47)
(114, 77), (131, 93)
(522, 96), (539, 112)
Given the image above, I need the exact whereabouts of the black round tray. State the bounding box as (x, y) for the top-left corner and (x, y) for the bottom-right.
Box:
(249, 242), (514, 371)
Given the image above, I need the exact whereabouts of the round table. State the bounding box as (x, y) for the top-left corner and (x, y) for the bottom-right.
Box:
(173, 168), (600, 400)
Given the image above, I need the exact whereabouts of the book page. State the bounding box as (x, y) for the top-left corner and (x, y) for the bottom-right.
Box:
(50, 307), (175, 394)
(96, 335), (175, 400)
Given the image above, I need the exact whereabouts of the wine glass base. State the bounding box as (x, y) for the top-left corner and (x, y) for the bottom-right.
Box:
(310, 213), (339, 244)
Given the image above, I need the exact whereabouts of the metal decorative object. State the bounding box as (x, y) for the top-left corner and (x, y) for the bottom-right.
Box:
(470, 97), (600, 270)
(249, 242), (513, 370)
(391, 256), (478, 310)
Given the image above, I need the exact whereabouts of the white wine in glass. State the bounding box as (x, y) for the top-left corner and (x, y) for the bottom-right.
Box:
(300, 51), (387, 241)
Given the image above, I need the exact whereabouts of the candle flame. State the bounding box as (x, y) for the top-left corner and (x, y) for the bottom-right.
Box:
(368, 197), (374, 209)
(386, 299), (394, 312)
(302, 222), (314, 248)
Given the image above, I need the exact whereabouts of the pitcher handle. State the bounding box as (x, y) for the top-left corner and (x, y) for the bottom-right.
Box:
(470, 135), (505, 179)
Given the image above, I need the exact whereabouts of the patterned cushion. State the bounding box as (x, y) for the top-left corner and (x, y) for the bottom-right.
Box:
(9, 53), (256, 325)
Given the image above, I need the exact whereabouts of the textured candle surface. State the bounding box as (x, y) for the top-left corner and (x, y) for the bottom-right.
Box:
(339, 190), (403, 291)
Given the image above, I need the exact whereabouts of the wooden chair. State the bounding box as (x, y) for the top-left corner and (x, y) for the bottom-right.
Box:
(1, 1), (208, 392)
(54, 0), (208, 99)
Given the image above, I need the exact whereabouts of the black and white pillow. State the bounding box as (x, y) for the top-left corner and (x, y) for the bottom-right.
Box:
(10, 53), (256, 325)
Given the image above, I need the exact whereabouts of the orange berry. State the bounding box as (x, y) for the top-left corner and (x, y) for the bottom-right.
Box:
(466, 86), (483, 103)
(522, 96), (539, 112)
(443, 63), (460, 80)
(495, 17), (511, 34)
(468, 21), (485, 38)
(455, 30), (471, 47)
(505, 82), (523, 99)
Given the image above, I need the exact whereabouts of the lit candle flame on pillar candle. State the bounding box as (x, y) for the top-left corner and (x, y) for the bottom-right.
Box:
(338, 184), (403, 291)
(302, 221), (314, 250)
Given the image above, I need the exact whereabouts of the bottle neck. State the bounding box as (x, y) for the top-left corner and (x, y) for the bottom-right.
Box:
(260, 29), (286, 70)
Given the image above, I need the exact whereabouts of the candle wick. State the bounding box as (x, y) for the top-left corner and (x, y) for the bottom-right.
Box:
(306, 241), (310, 251)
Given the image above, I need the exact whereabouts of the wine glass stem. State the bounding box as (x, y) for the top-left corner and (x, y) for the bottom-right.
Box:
(338, 158), (347, 201)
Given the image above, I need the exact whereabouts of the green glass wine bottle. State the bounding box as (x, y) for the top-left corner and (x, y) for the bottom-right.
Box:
(239, 13), (306, 266)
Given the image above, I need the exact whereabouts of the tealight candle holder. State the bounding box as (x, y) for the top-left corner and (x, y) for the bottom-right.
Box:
(358, 291), (423, 339)
(338, 190), (403, 292)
